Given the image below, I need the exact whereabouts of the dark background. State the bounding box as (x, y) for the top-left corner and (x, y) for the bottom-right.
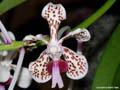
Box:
(1, 0), (120, 90)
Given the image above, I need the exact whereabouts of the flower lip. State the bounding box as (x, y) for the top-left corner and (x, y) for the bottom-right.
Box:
(47, 60), (68, 73)
(4, 77), (12, 85)
(0, 77), (12, 86)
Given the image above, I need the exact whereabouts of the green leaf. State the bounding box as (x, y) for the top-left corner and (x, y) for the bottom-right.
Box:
(92, 24), (120, 90)
(0, 0), (26, 15)
(112, 65), (120, 89)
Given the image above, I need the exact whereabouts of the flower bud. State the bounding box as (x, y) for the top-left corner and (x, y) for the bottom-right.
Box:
(17, 67), (32, 88)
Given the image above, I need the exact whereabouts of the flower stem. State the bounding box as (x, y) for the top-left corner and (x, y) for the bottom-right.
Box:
(77, 40), (83, 55)
(8, 47), (25, 90)
(67, 80), (74, 90)
(0, 20), (12, 44)
(72, 0), (116, 30)
(0, 41), (24, 51)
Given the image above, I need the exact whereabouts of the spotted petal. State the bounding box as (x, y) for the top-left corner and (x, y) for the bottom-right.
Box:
(75, 28), (91, 42)
(63, 47), (88, 79)
(29, 50), (51, 83)
(42, 2), (66, 27)
(59, 28), (91, 43)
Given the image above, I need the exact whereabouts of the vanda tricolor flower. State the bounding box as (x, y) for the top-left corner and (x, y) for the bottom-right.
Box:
(28, 2), (91, 88)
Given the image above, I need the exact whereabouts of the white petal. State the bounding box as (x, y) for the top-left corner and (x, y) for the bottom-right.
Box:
(0, 31), (15, 43)
(59, 28), (81, 43)
(1, 50), (17, 67)
(59, 28), (91, 43)
(0, 21), (12, 44)
(35, 34), (48, 44)
(75, 28), (91, 42)
(23, 35), (36, 41)
(8, 31), (16, 40)
(63, 47), (88, 79)
(17, 67), (32, 88)
(29, 50), (51, 83)
(0, 64), (10, 82)
(0, 32), (7, 43)
(42, 2), (66, 24)
(0, 51), (8, 56)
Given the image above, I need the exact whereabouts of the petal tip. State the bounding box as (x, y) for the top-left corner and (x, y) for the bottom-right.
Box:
(41, 2), (66, 22)
(75, 28), (91, 42)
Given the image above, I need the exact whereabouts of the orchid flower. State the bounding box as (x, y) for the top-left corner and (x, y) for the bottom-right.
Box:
(0, 30), (32, 90)
(28, 2), (91, 89)
(0, 63), (32, 90)
(0, 31), (16, 90)
(0, 20), (33, 90)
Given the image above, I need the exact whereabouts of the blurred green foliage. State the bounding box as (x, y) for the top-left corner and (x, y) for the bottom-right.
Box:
(0, 0), (26, 15)
(72, 0), (116, 30)
(92, 24), (120, 90)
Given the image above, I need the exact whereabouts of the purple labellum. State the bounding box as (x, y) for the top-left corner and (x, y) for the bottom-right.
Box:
(52, 62), (64, 88)
(47, 60), (68, 73)
(4, 77), (12, 85)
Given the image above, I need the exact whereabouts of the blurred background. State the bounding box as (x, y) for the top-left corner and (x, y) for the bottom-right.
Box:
(0, 0), (120, 90)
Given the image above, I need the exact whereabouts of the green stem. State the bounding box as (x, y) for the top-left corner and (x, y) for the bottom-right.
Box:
(0, 38), (50, 51)
(0, 0), (116, 51)
(0, 41), (24, 51)
(92, 24), (120, 90)
(72, 0), (116, 30)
